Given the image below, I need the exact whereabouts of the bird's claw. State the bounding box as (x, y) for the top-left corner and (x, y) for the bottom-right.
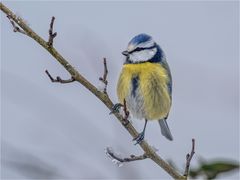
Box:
(109, 103), (123, 115)
(133, 132), (145, 145)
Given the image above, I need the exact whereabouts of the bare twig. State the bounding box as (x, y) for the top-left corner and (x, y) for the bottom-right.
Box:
(99, 58), (108, 94)
(105, 147), (148, 163)
(6, 15), (26, 35)
(45, 70), (75, 83)
(122, 99), (130, 126)
(47, 16), (57, 47)
(184, 138), (195, 177)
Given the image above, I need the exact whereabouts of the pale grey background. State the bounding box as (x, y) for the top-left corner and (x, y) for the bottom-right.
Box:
(1, 1), (239, 179)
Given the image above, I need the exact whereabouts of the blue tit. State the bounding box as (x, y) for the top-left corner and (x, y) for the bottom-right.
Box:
(117, 33), (173, 144)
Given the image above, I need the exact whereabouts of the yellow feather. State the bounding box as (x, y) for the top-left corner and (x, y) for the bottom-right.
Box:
(117, 62), (171, 120)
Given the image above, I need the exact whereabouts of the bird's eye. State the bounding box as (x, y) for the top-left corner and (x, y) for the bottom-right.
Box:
(135, 47), (144, 52)
(130, 43), (157, 53)
(130, 47), (145, 53)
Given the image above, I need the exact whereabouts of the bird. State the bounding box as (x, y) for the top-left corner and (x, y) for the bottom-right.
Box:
(115, 33), (173, 144)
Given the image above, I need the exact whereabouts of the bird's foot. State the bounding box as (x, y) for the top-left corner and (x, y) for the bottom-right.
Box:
(133, 132), (145, 145)
(109, 103), (123, 115)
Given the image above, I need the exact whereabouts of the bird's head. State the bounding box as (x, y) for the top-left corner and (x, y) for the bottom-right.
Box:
(122, 33), (163, 64)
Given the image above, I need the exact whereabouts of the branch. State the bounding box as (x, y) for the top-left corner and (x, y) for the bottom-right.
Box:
(184, 138), (195, 177)
(0, 3), (188, 179)
(109, 99), (129, 125)
(99, 58), (108, 94)
(122, 99), (130, 125)
(45, 70), (75, 83)
(105, 147), (148, 164)
(6, 14), (27, 35)
(47, 16), (57, 47)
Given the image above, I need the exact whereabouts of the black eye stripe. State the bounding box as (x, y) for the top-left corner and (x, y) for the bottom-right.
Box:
(129, 43), (156, 54)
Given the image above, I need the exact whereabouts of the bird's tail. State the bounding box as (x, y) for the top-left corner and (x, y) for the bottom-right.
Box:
(158, 119), (173, 141)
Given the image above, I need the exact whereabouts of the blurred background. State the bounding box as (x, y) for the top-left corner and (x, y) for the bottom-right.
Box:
(1, 1), (239, 179)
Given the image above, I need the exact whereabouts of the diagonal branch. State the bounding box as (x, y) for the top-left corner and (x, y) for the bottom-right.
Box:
(1, 3), (191, 179)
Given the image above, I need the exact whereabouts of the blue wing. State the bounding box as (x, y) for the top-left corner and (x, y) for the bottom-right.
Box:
(159, 59), (173, 140)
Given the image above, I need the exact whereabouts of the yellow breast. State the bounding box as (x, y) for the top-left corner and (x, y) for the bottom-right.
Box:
(117, 62), (171, 120)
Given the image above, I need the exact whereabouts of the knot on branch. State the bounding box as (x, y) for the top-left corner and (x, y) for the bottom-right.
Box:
(6, 14), (26, 35)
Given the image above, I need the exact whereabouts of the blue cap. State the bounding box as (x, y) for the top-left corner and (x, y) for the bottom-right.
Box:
(128, 33), (152, 46)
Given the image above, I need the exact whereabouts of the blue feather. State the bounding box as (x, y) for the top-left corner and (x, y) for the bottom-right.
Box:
(128, 33), (152, 46)
(149, 45), (164, 63)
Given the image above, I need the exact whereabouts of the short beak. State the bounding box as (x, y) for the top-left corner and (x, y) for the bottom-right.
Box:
(122, 50), (129, 56)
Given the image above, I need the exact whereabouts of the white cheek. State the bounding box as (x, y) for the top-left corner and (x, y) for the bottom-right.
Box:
(129, 48), (157, 62)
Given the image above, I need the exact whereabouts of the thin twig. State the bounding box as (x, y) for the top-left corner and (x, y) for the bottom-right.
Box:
(6, 15), (26, 35)
(184, 138), (195, 177)
(122, 99), (130, 126)
(47, 16), (57, 47)
(106, 147), (148, 163)
(45, 70), (75, 83)
(99, 58), (108, 94)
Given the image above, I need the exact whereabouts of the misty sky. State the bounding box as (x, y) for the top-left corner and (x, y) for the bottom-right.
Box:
(1, 1), (239, 179)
